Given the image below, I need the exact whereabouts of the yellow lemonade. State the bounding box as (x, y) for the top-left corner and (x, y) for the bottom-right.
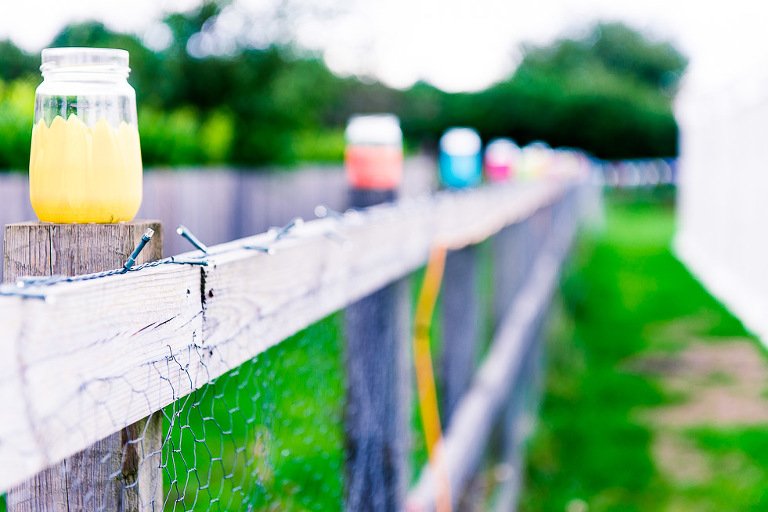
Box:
(29, 114), (142, 223)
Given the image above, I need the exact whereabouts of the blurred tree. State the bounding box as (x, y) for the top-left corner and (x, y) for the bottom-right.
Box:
(0, 15), (688, 169)
(591, 22), (688, 93)
(398, 22), (687, 159)
(0, 79), (35, 170)
(0, 40), (37, 80)
(520, 23), (687, 93)
(504, 22), (686, 157)
(49, 22), (168, 106)
(399, 82), (445, 149)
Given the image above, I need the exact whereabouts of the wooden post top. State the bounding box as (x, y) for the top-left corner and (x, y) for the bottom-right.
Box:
(5, 219), (161, 229)
(3, 220), (163, 283)
(3, 220), (165, 511)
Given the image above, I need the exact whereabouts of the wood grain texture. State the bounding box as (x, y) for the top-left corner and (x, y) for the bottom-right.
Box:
(0, 179), (574, 495)
(4, 221), (163, 512)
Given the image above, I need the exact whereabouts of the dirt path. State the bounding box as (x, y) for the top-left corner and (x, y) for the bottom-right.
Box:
(629, 325), (768, 493)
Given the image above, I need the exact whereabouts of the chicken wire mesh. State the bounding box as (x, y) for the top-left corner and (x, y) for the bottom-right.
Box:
(1, 314), (345, 512)
(160, 314), (345, 511)
(0, 193), (579, 512)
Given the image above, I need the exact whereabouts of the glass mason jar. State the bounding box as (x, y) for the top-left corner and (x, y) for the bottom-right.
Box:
(484, 138), (520, 182)
(344, 114), (403, 190)
(439, 127), (482, 189)
(30, 47), (142, 223)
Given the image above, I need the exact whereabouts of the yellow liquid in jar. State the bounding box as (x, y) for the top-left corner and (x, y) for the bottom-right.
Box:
(29, 114), (142, 223)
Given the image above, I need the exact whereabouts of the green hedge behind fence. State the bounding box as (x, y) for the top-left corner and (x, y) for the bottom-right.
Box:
(0, 79), (347, 172)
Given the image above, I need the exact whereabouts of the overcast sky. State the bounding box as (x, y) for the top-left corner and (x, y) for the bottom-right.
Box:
(2, 0), (768, 94)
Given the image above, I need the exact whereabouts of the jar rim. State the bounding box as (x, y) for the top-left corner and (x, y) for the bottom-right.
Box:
(41, 47), (129, 73)
(440, 127), (482, 156)
(345, 114), (402, 146)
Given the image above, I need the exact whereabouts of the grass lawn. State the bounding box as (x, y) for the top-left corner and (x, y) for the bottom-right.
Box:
(161, 314), (345, 511)
(520, 188), (768, 512)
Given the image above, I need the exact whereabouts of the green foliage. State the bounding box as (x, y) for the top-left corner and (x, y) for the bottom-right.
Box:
(0, 79), (34, 171)
(521, 191), (762, 512)
(163, 315), (345, 511)
(0, 11), (688, 169)
(398, 23), (686, 159)
(509, 23), (684, 157)
(138, 107), (235, 166)
(138, 107), (203, 166)
(289, 130), (346, 164)
(0, 40), (37, 81)
(199, 110), (234, 164)
(520, 23), (687, 94)
(591, 23), (688, 93)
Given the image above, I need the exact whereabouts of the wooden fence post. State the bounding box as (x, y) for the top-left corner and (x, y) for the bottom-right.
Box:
(440, 245), (479, 423)
(437, 130), (482, 426)
(344, 188), (411, 511)
(492, 221), (522, 331)
(493, 194), (575, 511)
(3, 221), (164, 512)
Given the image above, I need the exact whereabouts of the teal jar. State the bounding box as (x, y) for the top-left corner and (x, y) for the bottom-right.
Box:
(439, 128), (482, 188)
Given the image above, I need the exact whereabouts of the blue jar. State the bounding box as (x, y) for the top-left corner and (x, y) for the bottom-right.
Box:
(439, 128), (482, 188)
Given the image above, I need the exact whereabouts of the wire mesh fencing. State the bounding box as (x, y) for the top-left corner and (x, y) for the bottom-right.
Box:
(160, 314), (345, 511)
(2, 315), (345, 512)
(0, 180), (586, 512)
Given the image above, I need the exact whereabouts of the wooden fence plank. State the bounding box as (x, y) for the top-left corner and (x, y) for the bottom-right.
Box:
(440, 245), (480, 424)
(0, 263), (203, 493)
(0, 161), (435, 279)
(344, 188), (411, 511)
(4, 221), (164, 512)
(0, 179), (572, 494)
(406, 192), (578, 511)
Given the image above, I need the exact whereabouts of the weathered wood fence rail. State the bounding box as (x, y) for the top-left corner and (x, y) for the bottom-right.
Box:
(408, 192), (577, 510)
(0, 169), (585, 511)
(0, 157), (435, 278)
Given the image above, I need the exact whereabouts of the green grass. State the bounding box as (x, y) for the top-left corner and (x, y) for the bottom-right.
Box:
(674, 427), (768, 511)
(162, 314), (345, 511)
(520, 188), (768, 512)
